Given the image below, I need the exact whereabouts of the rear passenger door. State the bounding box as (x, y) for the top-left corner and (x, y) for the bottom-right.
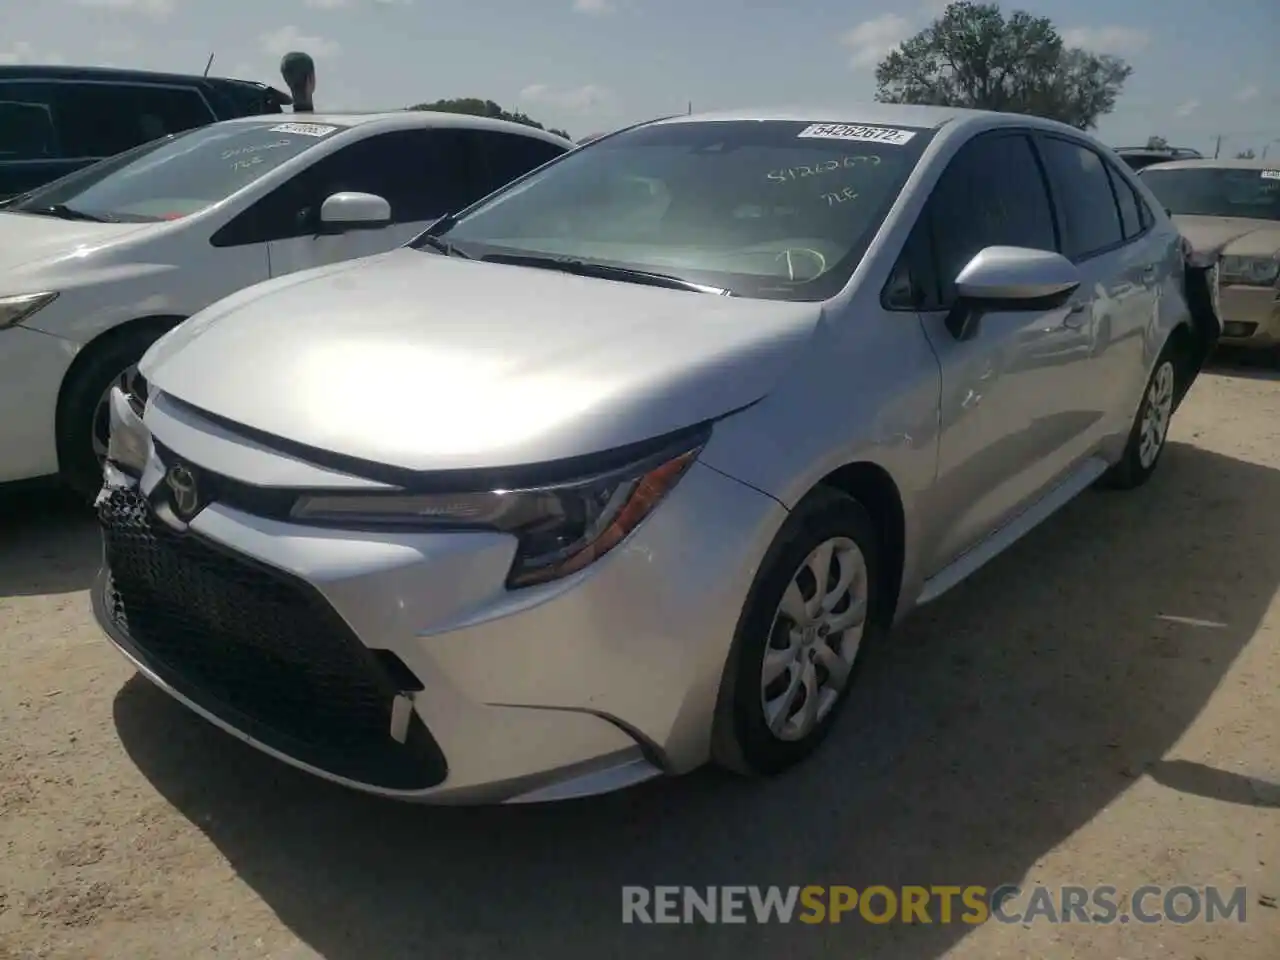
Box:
(907, 130), (1100, 571)
(1033, 135), (1153, 440)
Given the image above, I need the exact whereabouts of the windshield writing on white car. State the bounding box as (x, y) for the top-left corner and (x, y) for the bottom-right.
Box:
(9, 123), (344, 223)
(767, 155), (880, 184)
(430, 119), (933, 302)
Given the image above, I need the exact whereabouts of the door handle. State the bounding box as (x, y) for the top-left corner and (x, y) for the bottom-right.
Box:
(1061, 303), (1088, 329)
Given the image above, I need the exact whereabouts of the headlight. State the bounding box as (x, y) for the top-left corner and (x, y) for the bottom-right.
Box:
(0, 292), (58, 330)
(1220, 254), (1280, 287)
(290, 428), (709, 588)
(104, 384), (151, 478)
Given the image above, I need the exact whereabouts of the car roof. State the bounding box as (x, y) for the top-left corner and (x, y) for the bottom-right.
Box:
(218, 110), (574, 145)
(0, 63), (290, 100)
(1138, 158), (1280, 172)
(646, 103), (1102, 141)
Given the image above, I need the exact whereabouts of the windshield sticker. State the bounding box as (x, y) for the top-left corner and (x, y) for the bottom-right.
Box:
(822, 187), (859, 206)
(1261, 169), (1280, 180)
(798, 123), (916, 146)
(768, 155), (880, 183)
(269, 122), (337, 138)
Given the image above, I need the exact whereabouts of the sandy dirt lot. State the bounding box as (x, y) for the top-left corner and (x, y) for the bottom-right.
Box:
(1, 358), (1277, 960)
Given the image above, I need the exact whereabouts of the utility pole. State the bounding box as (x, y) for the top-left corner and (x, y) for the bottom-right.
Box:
(687, 101), (692, 114)
(1213, 134), (1221, 159)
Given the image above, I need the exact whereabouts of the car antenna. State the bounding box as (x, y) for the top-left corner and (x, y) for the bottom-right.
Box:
(202, 52), (215, 77)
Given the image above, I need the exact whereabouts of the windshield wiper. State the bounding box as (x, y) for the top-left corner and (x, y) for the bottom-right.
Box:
(416, 234), (472, 259)
(30, 203), (115, 223)
(407, 213), (472, 257)
(480, 253), (729, 295)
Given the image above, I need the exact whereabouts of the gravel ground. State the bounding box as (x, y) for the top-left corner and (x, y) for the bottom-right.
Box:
(1, 358), (1277, 960)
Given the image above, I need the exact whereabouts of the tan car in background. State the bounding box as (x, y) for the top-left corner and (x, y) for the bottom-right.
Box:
(1140, 159), (1280, 352)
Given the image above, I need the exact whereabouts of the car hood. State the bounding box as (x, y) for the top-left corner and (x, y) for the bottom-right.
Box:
(1174, 215), (1280, 259)
(141, 249), (823, 473)
(0, 210), (155, 276)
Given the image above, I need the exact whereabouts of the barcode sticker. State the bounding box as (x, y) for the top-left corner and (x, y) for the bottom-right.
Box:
(269, 123), (337, 138)
(797, 124), (916, 146)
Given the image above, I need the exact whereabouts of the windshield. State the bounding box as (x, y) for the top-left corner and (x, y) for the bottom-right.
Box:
(7, 119), (345, 222)
(1141, 167), (1280, 221)
(431, 119), (934, 301)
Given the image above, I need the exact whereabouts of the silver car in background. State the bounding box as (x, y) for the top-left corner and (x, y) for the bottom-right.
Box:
(95, 104), (1218, 804)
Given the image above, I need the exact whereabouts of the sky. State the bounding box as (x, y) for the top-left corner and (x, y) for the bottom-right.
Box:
(3, 0), (1277, 156)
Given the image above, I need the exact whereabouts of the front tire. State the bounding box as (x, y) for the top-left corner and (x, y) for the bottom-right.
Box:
(57, 329), (161, 502)
(1099, 341), (1180, 491)
(712, 489), (882, 777)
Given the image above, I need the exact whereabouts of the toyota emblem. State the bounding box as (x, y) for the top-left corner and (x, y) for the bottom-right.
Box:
(165, 463), (201, 519)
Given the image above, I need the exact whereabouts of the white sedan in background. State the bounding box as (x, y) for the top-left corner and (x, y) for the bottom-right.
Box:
(0, 111), (570, 497)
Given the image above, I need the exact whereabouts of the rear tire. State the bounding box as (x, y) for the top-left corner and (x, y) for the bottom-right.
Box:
(57, 327), (163, 502)
(711, 489), (883, 777)
(1098, 338), (1181, 491)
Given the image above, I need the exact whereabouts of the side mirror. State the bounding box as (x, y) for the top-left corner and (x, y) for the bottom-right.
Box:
(946, 246), (1081, 340)
(318, 191), (390, 232)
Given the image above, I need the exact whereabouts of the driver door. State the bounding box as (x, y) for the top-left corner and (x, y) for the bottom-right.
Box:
(232, 129), (475, 278)
(908, 131), (1102, 574)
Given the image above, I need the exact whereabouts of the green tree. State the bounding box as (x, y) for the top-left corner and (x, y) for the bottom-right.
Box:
(1145, 135), (1168, 149)
(1236, 148), (1257, 159)
(874, 2), (1133, 130)
(407, 97), (570, 140)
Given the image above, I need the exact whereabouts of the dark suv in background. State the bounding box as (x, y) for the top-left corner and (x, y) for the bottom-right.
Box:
(0, 65), (291, 199)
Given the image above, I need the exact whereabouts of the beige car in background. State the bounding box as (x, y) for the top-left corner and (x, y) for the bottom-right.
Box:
(1140, 159), (1280, 351)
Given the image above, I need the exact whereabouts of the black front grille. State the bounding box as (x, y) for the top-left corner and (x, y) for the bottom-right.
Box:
(98, 486), (447, 791)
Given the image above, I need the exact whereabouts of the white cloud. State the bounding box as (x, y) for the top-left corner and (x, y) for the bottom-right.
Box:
(75, 0), (175, 17)
(1234, 85), (1259, 102)
(258, 25), (341, 58)
(1174, 99), (1200, 117)
(0, 41), (66, 65)
(519, 83), (615, 112)
(1060, 25), (1151, 54)
(304, 0), (349, 7)
(573, 0), (614, 12)
(840, 13), (912, 69)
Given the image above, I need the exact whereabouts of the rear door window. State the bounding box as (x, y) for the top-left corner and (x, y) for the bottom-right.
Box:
(1036, 136), (1126, 260)
(1106, 164), (1145, 240)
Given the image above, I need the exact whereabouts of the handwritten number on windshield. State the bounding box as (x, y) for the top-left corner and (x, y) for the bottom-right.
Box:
(768, 155), (880, 183)
(822, 187), (858, 206)
(221, 139), (292, 162)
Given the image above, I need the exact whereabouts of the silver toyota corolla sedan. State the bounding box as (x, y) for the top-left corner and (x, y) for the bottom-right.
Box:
(94, 104), (1219, 804)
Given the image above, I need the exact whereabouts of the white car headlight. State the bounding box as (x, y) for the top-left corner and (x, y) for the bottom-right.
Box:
(0, 292), (58, 330)
(1220, 254), (1280, 287)
(291, 427), (709, 588)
